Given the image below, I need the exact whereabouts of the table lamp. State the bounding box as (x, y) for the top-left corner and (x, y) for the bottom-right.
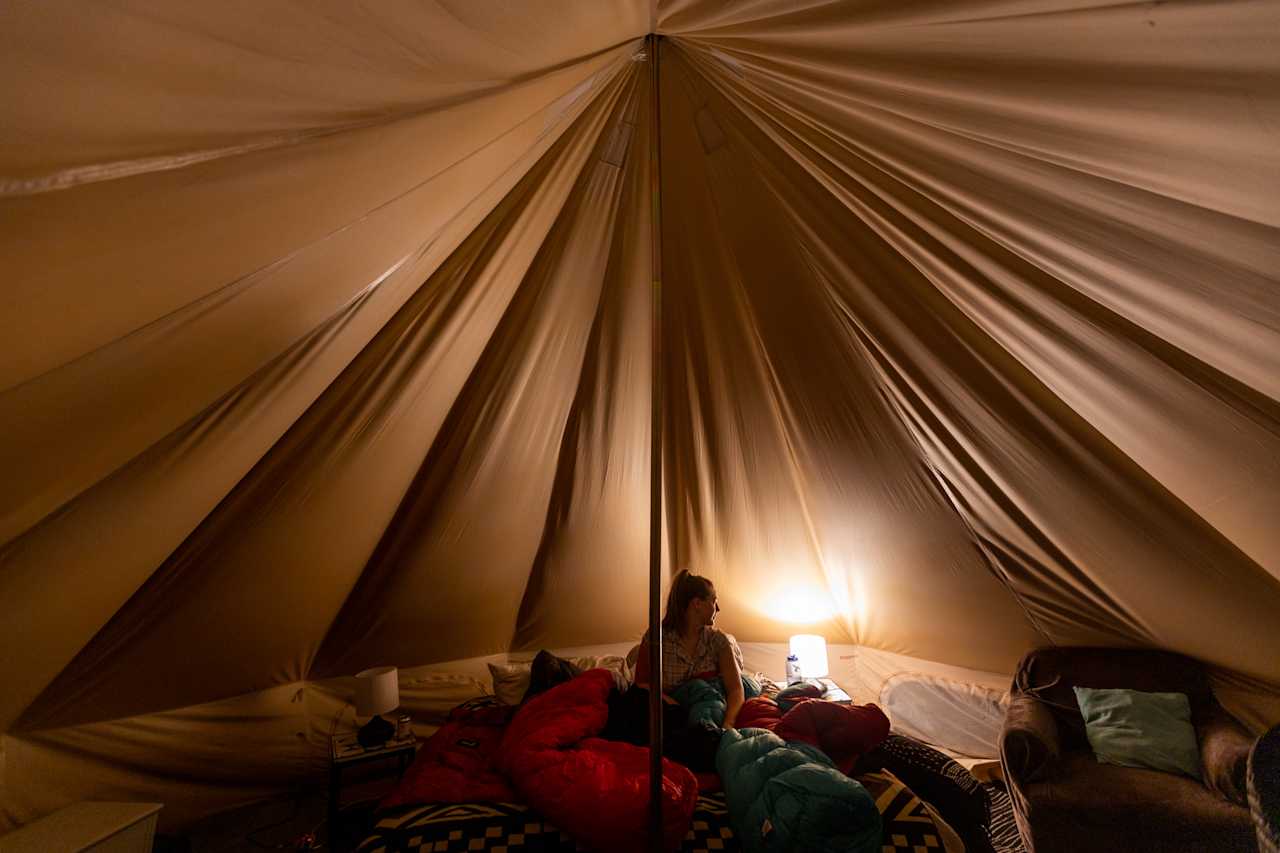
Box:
(789, 634), (829, 680)
(355, 666), (399, 748)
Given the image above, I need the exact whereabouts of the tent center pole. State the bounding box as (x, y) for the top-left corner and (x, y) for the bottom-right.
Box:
(646, 30), (666, 853)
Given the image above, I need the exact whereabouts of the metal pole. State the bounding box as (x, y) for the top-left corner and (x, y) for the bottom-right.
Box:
(645, 31), (666, 853)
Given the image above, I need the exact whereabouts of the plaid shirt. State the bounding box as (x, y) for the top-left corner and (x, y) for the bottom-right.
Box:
(642, 626), (743, 691)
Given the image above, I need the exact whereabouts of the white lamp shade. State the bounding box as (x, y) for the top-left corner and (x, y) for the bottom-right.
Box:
(789, 635), (829, 679)
(355, 666), (399, 717)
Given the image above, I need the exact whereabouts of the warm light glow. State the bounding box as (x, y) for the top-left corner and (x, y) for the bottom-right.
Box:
(789, 634), (829, 679)
(761, 584), (834, 625)
(851, 571), (869, 630)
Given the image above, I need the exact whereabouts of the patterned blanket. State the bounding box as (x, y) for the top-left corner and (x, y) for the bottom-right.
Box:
(356, 772), (966, 853)
(355, 793), (736, 853)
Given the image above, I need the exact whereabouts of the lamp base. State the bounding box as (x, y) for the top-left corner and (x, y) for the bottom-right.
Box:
(357, 713), (395, 749)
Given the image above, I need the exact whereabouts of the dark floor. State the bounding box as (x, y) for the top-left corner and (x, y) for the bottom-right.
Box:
(160, 772), (393, 853)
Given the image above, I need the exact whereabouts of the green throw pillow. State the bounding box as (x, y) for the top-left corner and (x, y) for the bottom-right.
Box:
(1072, 686), (1201, 779)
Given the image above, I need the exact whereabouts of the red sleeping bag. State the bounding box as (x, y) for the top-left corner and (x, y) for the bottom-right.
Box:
(737, 696), (784, 729)
(736, 695), (890, 774)
(499, 669), (698, 853)
(382, 700), (517, 809)
(775, 698), (890, 773)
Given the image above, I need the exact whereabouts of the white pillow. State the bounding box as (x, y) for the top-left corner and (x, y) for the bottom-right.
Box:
(487, 662), (533, 706)
(572, 655), (632, 692)
(487, 655), (633, 705)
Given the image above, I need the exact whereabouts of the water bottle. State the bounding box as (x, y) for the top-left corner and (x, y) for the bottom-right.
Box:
(785, 654), (801, 685)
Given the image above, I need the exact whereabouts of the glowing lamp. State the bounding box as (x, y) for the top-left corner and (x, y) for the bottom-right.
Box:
(788, 634), (829, 679)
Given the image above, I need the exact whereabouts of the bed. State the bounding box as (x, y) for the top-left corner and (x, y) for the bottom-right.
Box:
(354, 665), (1020, 853)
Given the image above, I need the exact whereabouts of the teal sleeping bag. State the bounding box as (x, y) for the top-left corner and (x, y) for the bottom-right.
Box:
(716, 727), (881, 853)
(669, 674), (761, 728)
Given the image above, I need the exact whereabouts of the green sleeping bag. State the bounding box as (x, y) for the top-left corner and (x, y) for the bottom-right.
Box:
(716, 727), (881, 853)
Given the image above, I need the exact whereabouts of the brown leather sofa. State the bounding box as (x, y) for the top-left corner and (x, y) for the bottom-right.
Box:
(1250, 723), (1280, 853)
(999, 647), (1258, 853)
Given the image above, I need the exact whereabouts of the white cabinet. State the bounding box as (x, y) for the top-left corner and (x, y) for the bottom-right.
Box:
(0, 802), (162, 853)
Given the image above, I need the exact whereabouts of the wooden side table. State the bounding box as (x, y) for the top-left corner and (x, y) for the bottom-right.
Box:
(328, 732), (417, 835)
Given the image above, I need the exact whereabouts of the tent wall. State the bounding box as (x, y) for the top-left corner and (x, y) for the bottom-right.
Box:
(651, 0), (1280, 687)
(658, 43), (1045, 671)
(3, 0), (1279, 833)
(11, 45), (655, 735)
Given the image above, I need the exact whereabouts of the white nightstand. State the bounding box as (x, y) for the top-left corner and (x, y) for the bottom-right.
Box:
(0, 802), (162, 853)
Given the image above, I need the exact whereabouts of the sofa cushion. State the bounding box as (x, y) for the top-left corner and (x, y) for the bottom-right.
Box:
(1009, 650), (1253, 805)
(1249, 723), (1280, 853)
(1200, 708), (1254, 806)
(1073, 687), (1201, 779)
(1012, 647), (1215, 752)
(1022, 753), (1254, 852)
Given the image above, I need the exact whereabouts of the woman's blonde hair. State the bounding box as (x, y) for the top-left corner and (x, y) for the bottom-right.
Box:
(661, 569), (715, 631)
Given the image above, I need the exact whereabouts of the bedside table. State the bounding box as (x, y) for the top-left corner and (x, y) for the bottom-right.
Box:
(819, 678), (852, 703)
(775, 677), (852, 703)
(328, 731), (417, 832)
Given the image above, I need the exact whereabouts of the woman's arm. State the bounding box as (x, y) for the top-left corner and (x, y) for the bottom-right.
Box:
(633, 637), (680, 704)
(719, 640), (744, 729)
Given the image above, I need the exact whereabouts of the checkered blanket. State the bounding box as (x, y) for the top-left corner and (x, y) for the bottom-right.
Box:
(355, 794), (739, 853)
(355, 772), (967, 853)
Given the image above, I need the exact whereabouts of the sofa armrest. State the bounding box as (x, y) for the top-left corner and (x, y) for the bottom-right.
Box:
(1198, 708), (1254, 806)
(1000, 694), (1061, 783)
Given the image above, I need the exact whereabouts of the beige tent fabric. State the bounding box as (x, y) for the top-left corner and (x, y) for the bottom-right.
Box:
(658, 45), (1044, 672)
(9, 52), (652, 733)
(658, 0), (1280, 572)
(0, 1), (649, 194)
(3, 0), (1279, 832)
(653, 0), (1280, 679)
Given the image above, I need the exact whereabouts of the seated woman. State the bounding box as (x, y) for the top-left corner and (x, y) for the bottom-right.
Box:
(634, 569), (745, 729)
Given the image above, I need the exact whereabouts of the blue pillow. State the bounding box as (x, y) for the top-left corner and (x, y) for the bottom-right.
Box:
(1072, 686), (1201, 779)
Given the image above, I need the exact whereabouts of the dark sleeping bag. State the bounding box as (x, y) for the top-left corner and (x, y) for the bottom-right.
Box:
(601, 684), (724, 773)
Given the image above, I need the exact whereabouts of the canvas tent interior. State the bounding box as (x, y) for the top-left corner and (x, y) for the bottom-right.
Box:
(2, 0), (1279, 836)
